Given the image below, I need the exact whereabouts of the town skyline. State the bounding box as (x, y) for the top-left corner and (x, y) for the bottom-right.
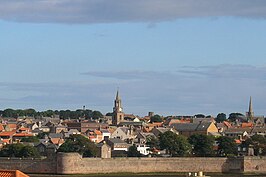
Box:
(1, 1), (266, 116)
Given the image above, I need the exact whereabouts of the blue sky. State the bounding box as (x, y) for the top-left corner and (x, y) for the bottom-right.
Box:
(1, 0), (266, 117)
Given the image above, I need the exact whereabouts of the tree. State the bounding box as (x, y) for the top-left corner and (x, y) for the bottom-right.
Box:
(105, 112), (113, 116)
(92, 111), (103, 120)
(57, 134), (98, 157)
(159, 131), (191, 157)
(0, 144), (40, 158)
(243, 135), (266, 156)
(188, 134), (215, 156)
(20, 136), (39, 143)
(20, 145), (40, 158)
(194, 114), (205, 118)
(216, 113), (227, 123)
(228, 113), (245, 122)
(127, 145), (141, 157)
(146, 135), (160, 150)
(217, 136), (238, 156)
(150, 114), (163, 123)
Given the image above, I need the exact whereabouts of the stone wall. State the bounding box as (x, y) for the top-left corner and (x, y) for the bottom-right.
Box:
(244, 156), (266, 173)
(0, 153), (265, 175)
(0, 157), (56, 174)
(56, 153), (242, 174)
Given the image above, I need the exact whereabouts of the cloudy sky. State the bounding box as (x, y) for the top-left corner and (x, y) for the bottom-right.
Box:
(1, 0), (266, 116)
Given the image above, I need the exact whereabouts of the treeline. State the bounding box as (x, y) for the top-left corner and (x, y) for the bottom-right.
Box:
(0, 108), (103, 120)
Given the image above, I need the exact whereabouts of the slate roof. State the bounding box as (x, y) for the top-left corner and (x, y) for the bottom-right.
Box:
(172, 122), (213, 132)
(49, 133), (64, 138)
(119, 121), (144, 126)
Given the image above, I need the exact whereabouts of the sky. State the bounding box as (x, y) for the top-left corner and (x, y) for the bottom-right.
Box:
(1, 0), (266, 117)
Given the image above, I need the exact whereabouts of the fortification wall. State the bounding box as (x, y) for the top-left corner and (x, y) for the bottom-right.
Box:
(1, 153), (266, 175)
(56, 153), (242, 174)
(0, 157), (56, 174)
(244, 156), (266, 173)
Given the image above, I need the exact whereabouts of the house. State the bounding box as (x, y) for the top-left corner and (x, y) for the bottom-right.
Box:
(87, 129), (103, 143)
(4, 123), (17, 131)
(110, 126), (136, 141)
(135, 143), (150, 156)
(151, 127), (178, 138)
(97, 141), (111, 158)
(0, 130), (16, 143)
(35, 142), (57, 157)
(216, 121), (232, 132)
(164, 118), (191, 127)
(64, 129), (81, 138)
(144, 122), (164, 132)
(224, 128), (250, 140)
(66, 121), (108, 134)
(105, 138), (130, 151)
(192, 117), (215, 124)
(171, 122), (219, 137)
(101, 129), (111, 139)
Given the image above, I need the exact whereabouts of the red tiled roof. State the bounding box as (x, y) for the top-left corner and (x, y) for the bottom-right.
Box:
(241, 122), (253, 128)
(94, 130), (102, 135)
(0, 131), (16, 137)
(18, 127), (30, 131)
(235, 139), (242, 144)
(0, 170), (29, 177)
(2, 139), (11, 144)
(7, 124), (17, 129)
(50, 138), (64, 145)
(223, 121), (232, 128)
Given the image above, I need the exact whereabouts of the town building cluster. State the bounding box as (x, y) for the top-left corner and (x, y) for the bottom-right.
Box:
(0, 91), (265, 157)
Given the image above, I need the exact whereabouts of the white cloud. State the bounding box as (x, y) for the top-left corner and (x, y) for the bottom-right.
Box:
(1, 0), (266, 24)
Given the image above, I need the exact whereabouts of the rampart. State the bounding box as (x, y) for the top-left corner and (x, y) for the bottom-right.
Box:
(0, 156), (56, 174)
(0, 153), (266, 175)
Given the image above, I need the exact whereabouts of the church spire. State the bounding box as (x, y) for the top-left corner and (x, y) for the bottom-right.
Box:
(116, 89), (120, 101)
(112, 89), (124, 125)
(249, 96), (253, 113)
(247, 96), (254, 122)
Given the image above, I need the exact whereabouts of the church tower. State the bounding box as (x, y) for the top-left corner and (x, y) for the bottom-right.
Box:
(112, 90), (124, 125)
(246, 96), (254, 122)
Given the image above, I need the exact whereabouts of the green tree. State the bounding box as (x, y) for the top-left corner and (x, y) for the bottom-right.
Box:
(20, 136), (39, 143)
(57, 134), (98, 157)
(127, 145), (141, 157)
(3, 108), (16, 118)
(216, 113), (227, 123)
(159, 131), (191, 157)
(24, 108), (37, 117)
(0, 144), (40, 158)
(105, 112), (113, 116)
(146, 135), (160, 150)
(20, 145), (40, 158)
(188, 134), (215, 156)
(217, 136), (238, 156)
(194, 114), (205, 118)
(150, 114), (163, 123)
(92, 111), (103, 120)
(228, 113), (245, 122)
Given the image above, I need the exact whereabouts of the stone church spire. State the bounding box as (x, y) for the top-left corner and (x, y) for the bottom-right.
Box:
(112, 89), (124, 125)
(246, 96), (254, 122)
